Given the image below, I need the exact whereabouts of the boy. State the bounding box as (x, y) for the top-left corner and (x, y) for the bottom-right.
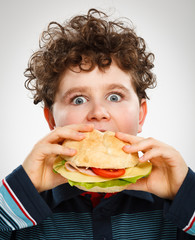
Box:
(0, 8), (195, 239)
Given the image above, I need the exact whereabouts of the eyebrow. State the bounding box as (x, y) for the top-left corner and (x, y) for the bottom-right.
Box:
(106, 83), (130, 94)
(61, 87), (90, 100)
(61, 83), (130, 100)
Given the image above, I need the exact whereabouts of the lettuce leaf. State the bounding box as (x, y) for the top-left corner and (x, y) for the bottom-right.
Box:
(54, 158), (152, 190)
(68, 174), (144, 189)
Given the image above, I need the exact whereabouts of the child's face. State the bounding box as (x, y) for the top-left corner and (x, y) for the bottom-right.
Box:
(49, 62), (147, 135)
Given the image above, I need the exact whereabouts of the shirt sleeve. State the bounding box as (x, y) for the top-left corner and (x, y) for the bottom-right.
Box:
(0, 165), (52, 234)
(164, 168), (195, 236)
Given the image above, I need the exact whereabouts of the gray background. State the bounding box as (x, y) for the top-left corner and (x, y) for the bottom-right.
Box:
(0, 0), (195, 179)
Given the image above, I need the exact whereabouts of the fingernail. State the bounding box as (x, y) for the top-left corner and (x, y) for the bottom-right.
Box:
(139, 156), (144, 161)
(124, 145), (131, 149)
(123, 145), (131, 152)
(77, 132), (86, 138)
(69, 148), (76, 154)
(78, 132), (84, 136)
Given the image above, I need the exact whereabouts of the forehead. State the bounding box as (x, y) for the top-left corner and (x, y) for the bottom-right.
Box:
(57, 62), (134, 93)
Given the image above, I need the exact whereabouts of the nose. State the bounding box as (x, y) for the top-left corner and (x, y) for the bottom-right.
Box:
(87, 102), (110, 122)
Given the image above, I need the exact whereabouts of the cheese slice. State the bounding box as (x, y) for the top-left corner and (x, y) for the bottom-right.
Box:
(53, 156), (152, 183)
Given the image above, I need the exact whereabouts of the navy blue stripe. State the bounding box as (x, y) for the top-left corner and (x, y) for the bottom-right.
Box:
(6, 166), (52, 224)
(111, 210), (177, 240)
(0, 207), (19, 230)
(14, 212), (93, 239)
(0, 231), (12, 240)
(0, 216), (12, 231)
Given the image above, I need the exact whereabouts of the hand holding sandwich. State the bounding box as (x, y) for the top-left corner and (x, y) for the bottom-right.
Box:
(116, 132), (188, 200)
(22, 124), (94, 192)
(53, 129), (152, 193)
(23, 123), (188, 199)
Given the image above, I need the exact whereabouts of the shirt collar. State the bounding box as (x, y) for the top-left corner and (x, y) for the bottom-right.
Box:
(42, 184), (154, 209)
(41, 183), (83, 209)
(123, 190), (154, 203)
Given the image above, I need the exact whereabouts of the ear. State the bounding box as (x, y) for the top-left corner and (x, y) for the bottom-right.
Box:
(44, 107), (56, 130)
(138, 99), (147, 133)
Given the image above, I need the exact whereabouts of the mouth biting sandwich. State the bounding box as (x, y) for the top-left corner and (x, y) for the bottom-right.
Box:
(53, 129), (152, 193)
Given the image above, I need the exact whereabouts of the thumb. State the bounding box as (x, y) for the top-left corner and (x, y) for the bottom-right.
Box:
(52, 174), (68, 188)
(125, 178), (149, 192)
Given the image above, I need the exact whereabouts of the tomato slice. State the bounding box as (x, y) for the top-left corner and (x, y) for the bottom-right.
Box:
(91, 168), (125, 178)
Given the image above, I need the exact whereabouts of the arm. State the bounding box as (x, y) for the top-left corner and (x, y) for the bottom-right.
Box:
(0, 166), (52, 234)
(115, 132), (188, 199)
(165, 168), (195, 236)
(0, 124), (94, 235)
(115, 132), (195, 236)
(22, 124), (93, 192)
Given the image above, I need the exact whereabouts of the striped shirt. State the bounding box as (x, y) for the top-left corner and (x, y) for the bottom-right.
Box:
(0, 166), (195, 239)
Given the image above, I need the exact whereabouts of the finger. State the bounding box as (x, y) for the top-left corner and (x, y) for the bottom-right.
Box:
(123, 137), (158, 154)
(126, 177), (148, 192)
(41, 124), (94, 144)
(51, 174), (68, 189)
(34, 143), (77, 158)
(139, 144), (181, 166)
(115, 132), (144, 145)
(139, 148), (161, 163)
(40, 128), (84, 144)
(67, 123), (94, 132)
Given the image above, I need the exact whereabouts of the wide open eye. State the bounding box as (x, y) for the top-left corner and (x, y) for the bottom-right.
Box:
(107, 93), (121, 102)
(73, 96), (87, 105)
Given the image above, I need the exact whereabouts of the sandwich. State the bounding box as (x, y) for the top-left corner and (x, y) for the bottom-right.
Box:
(53, 129), (152, 193)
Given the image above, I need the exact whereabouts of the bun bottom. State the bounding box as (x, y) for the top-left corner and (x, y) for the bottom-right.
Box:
(76, 184), (129, 193)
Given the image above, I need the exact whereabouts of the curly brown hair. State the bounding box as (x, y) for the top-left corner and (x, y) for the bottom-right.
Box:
(24, 8), (156, 109)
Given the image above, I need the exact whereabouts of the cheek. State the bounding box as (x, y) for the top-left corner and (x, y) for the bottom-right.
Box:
(53, 106), (84, 127)
(115, 104), (140, 135)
